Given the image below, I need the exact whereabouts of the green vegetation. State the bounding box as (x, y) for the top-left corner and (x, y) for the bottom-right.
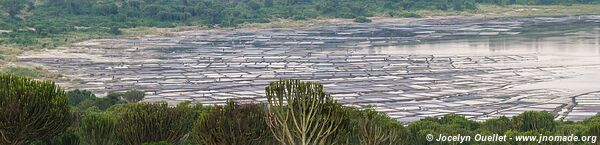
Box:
(2, 76), (600, 145)
(116, 102), (196, 145)
(80, 112), (118, 145)
(0, 74), (73, 145)
(265, 80), (343, 145)
(354, 17), (372, 23)
(0, 66), (61, 79)
(192, 101), (273, 145)
(0, 1), (600, 63)
(122, 89), (146, 103)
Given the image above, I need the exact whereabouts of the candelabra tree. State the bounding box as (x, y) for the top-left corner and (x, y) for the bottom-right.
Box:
(80, 112), (119, 145)
(265, 79), (343, 145)
(0, 74), (73, 145)
(116, 102), (196, 145)
(192, 101), (273, 145)
(357, 109), (407, 145)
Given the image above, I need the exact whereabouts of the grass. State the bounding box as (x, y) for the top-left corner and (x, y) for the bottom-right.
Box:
(1, 66), (62, 79)
(0, 45), (23, 62)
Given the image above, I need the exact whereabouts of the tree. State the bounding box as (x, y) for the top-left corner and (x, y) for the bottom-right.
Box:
(0, 74), (73, 145)
(354, 16), (372, 23)
(192, 101), (273, 145)
(482, 116), (511, 134)
(122, 89), (145, 103)
(110, 26), (122, 35)
(80, 112), (119, 145)
(511, 111), (556, 132)
(0, 0), (27, 18)
(407, 120), (441, 145)
(356, 108), (408, 145)
(265, 79), (343, 145)
(116, 102), (196, 145)
(67, 89), (96, 106)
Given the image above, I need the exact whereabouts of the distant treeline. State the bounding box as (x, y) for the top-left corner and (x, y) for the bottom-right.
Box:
(2, 74), (600, 145)
(0, 0), (599, 46)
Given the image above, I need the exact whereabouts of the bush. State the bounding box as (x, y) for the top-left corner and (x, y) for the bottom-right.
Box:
(192, 101), (273, 145)
(116, 102), (196, 145)
(110, 26), (122, 35)
(354, 16), (372, 23)
(122, 89), (145, 103)
(80, 112), (119, 145)
(67, 89), (96, 106)
(511, 111), (556, 132)
(142, 141), (173, 145)
(0, 74), (73, 144)
(356, 108), (409, 145)
(482, 116), (511, 134)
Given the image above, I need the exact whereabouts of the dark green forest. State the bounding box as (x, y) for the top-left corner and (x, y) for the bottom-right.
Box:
(1, 0), (600, 47)
(1, 74), (600, 145)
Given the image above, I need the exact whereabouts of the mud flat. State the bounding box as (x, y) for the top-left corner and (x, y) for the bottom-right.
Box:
(18, 16), (600, 123)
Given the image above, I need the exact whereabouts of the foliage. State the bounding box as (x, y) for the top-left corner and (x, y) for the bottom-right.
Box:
(481, 116), (511, 134)
(80, 111), (119, 145)
(511, 111), (556, 132)
(73, 91), (127, 111)
(110, 26), (122, 35)
(265, 79), (343, 145)
(122, 89), (145, 103)
(3, 76), (600, 145)
(354, 17), (372, 23)
(192, 101), (273, 145)
(67, 89), (96, 106)
(355, 108), (408, 145)
(116, 102), (196, 145)
(30, 129), (80, 145)
(142, 141), (173, 145)
(1, 67), (60, 79)
(0, 73), (73, 145)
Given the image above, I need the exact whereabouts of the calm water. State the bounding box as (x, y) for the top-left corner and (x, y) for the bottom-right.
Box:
(366, 26), (600, 57)
(365, 25), (600, 93)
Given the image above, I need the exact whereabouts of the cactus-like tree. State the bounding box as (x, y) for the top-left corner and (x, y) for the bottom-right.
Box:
(0, 74), (73, 145)
(116, 102), (196, 145)
(80, 111), (119, 145)
(192, 101), (273, 145)
(511, 111), (556, 132)
(357, 109), (407, 145)
(264, 79), (342, 145)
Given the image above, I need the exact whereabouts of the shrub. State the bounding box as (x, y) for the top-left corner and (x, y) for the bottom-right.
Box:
(511, 111), (556, 132)
(356, 108), (409, 145)
(67, 89), (96, 106)
(265, 79), (343, 145)
(122, 89), (145, 103)
(80, 112), (119, 145)
(110, 26), (122, 35)
(142, 141), (172, 145)
(354, 16), (372, 23)
(0, 74), (73, 145)
(482, 116), (511, 134)
(192, 101), (273, 145)
(116, 102), (196, 145)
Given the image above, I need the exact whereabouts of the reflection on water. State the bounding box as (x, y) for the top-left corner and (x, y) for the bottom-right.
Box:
(367, 26), (600, 57)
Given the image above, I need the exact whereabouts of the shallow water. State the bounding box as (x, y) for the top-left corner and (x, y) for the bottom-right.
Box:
(368, 26), (600, 57)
